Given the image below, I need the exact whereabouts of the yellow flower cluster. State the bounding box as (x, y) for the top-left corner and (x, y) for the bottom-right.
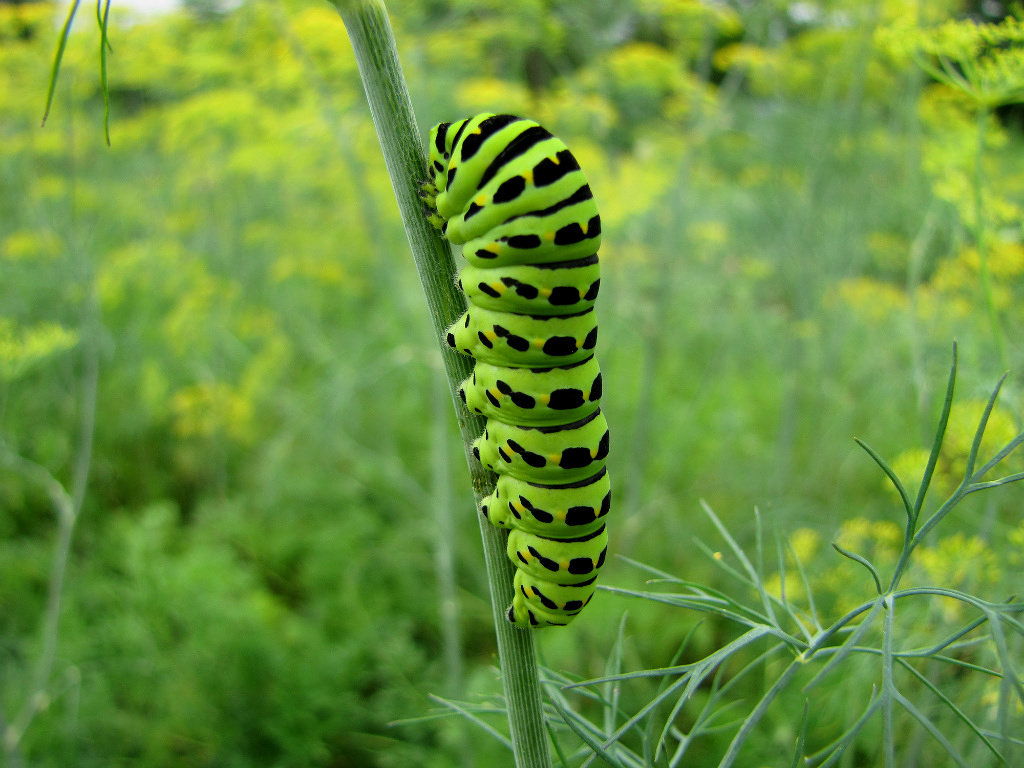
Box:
(170, 380), (255, 443)
(879, 15), (1024, 108)
(1, 229), (63, 262)
(767, 514), (1010, 622)
(832, 277), (909, 323)
(0, 317), (79, 382)
(885, 398), (1021, 501)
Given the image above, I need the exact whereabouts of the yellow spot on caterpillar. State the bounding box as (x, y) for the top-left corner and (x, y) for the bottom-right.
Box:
(540, 394), (550, 405)
(490, 387), (503, 401)
(532, 338), (544, 349)
(485, 330), (497, 341)
(522, 170), (533, 184)
(525, 586), (536, 598)
(541, 288), (551, 298)
(511, 499), (524, 514)
(489, 281), (505, 295)
(547, 453), (559, 463)
(475, 194), (487, 206)
(543, 232), (555, 242)
(556, 509), (566, 522)
(590, 449), (598, 459)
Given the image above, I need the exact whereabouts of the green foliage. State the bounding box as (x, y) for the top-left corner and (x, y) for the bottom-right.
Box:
(545, 354), (1024, 767)
(2, 0), (1022, 766)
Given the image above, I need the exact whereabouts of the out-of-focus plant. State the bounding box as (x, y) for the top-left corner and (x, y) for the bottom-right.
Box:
(877, 13), (1024, 371)
(434, 349), (1024, 766)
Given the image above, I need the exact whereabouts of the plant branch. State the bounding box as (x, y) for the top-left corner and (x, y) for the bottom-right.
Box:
(328, 2), (551, 765)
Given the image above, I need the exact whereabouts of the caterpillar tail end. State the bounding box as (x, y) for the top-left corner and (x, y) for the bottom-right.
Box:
(505, 596), (572, 629)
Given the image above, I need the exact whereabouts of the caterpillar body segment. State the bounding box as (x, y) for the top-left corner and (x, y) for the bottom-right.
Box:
(456, 208), (601, 269)
(479, 468), (610, 538)
(458, 355), (603, 426)
(425, 113), (609, 628)
(445, 306), (597, 368)
(510, 570), (598, 628)
(457, 255), (600, 317)
(507, 525), (608, 586)
(472, 409), (610, 485)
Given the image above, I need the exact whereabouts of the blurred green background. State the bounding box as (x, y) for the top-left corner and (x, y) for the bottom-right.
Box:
(1, 0), (1022, 765)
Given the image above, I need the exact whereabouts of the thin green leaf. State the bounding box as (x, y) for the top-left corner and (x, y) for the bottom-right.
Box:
(546, 718), (572, 768)
(855, 437), (914, 524)
(893, 615), (988, 657)
(423, 694), (513, 750)
(787, 536), (823, 633)
(789, 701), (809, 768)
(973, 432), (1024, 480)
(598, 585), (778, 634)
(668, 697), (750, 768)
(988, 614), (1024, 720)
(807, 688), (882, 767)
(692, 537), (760, 590)
(96, 0), (112, 145)
(389, 701), (508, 727)
(965, 471), (1024, 492)
(42, 0), (83, 127)
(898, 659), (1008, 764)
(615, 555), (680, 582)
(893, 586), (1019, 614)
(962, 373), (1007, 480)
(803, 598), (884, 690)
(912, 343), (958, 522)
(923, 653), (1009, 677)
(603, 613), (628, 736)
(701, 500), (761, 587)
(831, 543), (883, 595)
(547, 695), (632, 768)
(754, 508), (780, 628)
(651, 622), (705, 762)
(978, 731), (1024, 748)
(662, 645), (787, 765)
(573, 627), (779, 759)
(717, 658), (804, 768)
(893, 690), (971, 768)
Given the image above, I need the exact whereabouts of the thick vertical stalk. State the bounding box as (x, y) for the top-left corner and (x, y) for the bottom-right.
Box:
(328, 2), (552, 766)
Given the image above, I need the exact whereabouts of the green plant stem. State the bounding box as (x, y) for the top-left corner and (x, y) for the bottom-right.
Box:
(329, 2), (551, 766)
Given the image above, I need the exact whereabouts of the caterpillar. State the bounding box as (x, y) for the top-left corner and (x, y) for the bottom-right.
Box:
(421, 113), (609, 629)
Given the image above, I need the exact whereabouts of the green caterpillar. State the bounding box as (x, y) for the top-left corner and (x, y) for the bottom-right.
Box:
(422, 113), (609, 628)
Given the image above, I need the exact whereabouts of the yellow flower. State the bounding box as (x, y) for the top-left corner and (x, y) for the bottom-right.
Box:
(1, 229), (62, 262)
(0, 317), (79, 382)
(832, 277), (908, 323)
(170, 380), (254, 444)
(790, 528), (821, 563)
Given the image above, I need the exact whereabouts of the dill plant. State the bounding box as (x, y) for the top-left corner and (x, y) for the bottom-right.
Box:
(301, 6), (1024, 766)
(877, 13), (1024, 374)
(34, 2), (1023, 766)
(328, 2), (552, 767)
(539, 347), (1023, 768)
